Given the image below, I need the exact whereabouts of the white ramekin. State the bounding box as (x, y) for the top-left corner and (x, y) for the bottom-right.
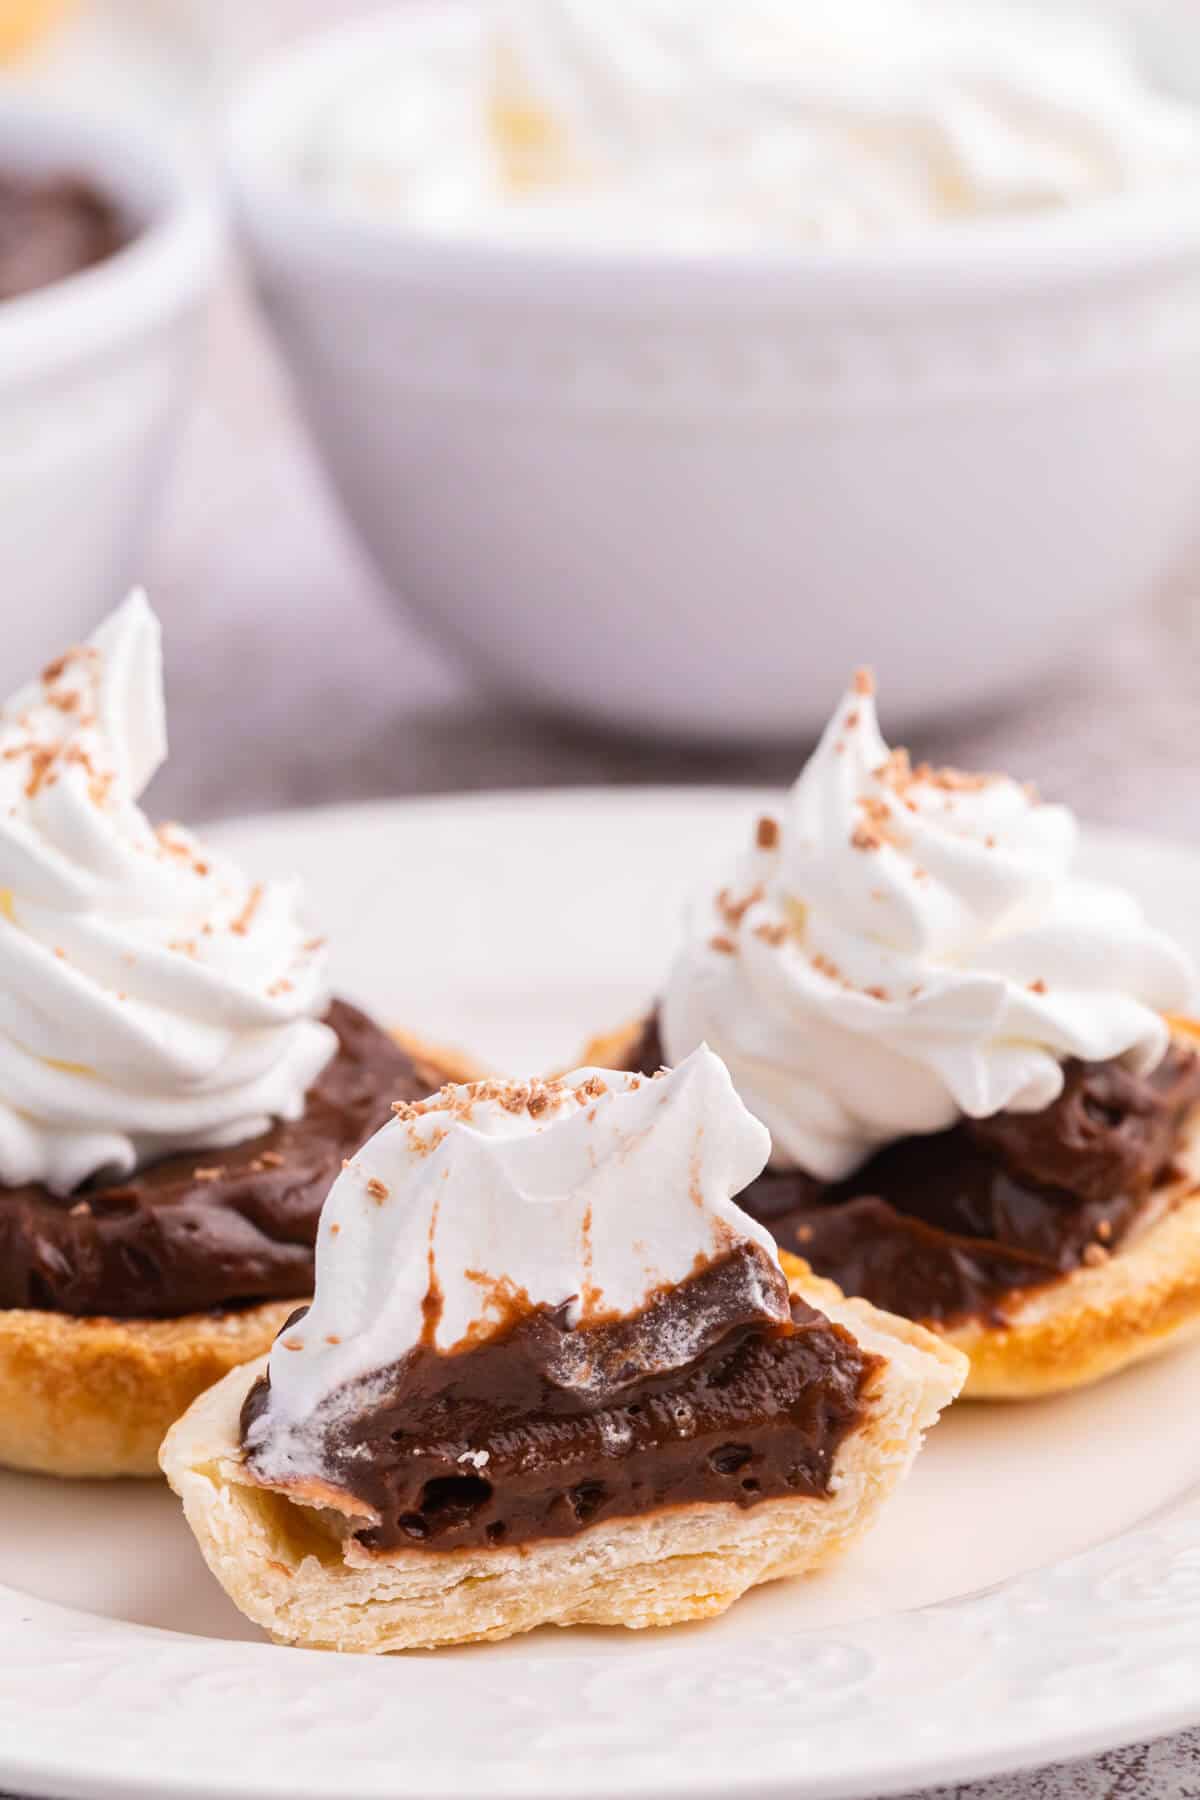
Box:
(0, 97), (219, 686)
(229, 7), (1200, 742)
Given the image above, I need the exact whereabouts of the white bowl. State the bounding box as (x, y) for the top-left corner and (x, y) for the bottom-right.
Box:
(0, 97), (219, 685)
(229, 8), (1200, 743)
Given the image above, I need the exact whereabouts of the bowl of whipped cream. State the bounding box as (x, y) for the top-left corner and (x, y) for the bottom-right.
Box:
(229, 0), (1200, 741)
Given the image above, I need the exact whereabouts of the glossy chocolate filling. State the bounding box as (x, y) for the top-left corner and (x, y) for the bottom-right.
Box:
(240, 1245), (878, 1553)
(0, 172), (127, 303)
(0, 1000), (426, 1319)
(628, 1015), (1200, 1326)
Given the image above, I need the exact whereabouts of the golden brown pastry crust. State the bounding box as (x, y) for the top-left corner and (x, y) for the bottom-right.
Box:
(594, 1017), (1200, 1400)
(0, 1033), (476, 1480)
(947, 1002), (1200, 1395)
(933, 1176), (1200, 1399)
(0, 1300), (301, 1480)
(780, 1191), (1200, 1400)
(160, 1270), (965, 1653)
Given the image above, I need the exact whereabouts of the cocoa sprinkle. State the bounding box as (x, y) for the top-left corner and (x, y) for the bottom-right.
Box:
(393, 1075), (571, 1126)
(716, 882), (763, 930)
(24, 745), (56, 799)
(230, 883), (264, 937)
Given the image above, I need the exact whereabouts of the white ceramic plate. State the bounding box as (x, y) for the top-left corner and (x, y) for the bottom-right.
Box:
(4, 789), (1200, 1800)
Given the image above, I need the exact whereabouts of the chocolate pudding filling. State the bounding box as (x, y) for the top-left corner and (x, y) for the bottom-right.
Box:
(0, 172), (127, 302)
(628, 1015), (1200, 1326)
(240, 1244), (879, 1553)
(0, 1001), (426, 1319)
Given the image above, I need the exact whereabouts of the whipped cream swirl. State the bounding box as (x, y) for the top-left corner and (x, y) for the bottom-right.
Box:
(302, 0), (1200, 250)
(0, 593), (336, 1196)
(662, 673), (1196, 1181)
(247, 1047), (778, 1469)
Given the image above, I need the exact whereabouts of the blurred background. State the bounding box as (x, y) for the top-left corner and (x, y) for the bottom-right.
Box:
(5, 0), (1200, 829)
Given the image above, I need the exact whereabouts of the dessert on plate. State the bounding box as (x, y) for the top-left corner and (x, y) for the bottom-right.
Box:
(161, 1046), (964, 1652)
(589, 672), (1200, 1399)
(0, 592), (463, 1478)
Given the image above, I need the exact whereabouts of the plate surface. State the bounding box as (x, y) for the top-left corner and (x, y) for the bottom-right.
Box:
(3, 789), (1200, 1800)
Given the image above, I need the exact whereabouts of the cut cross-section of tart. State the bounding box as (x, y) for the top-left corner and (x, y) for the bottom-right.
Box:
(162, 1047), (965, 1652)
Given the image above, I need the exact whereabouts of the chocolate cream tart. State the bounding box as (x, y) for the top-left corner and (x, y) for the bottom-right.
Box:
(587, 670), (1200, 1400)
(0, 594), (464, 1478)
(161, 1048), (964, 1653)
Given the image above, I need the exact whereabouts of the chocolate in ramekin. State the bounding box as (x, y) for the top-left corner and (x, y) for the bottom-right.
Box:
(0, 171), (127, 302)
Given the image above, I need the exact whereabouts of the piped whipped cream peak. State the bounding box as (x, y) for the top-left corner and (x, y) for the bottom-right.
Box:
(246, 1047), (778, 1464)
(0, 592), (336, 1196)
(300, 0), (1200, 251)
(661, 671), (1196, 1182)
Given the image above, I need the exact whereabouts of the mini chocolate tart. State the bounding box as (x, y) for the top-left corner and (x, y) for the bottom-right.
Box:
(162, 1050), (965, 1652)
(0, 594), (477, 1477)
(163, 1259), (964, 1653)
(0, 170), (127, 302)
(0, 1006), (466, 1479)
(587, 672), (1200, 1400)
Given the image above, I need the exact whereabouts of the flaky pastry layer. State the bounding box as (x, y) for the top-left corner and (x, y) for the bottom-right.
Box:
(160, 1269), (965, 1652)
(0, 1300), (299, 1479)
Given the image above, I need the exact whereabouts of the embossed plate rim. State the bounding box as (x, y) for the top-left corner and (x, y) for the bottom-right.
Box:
(2, 790), (1200, 1800)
